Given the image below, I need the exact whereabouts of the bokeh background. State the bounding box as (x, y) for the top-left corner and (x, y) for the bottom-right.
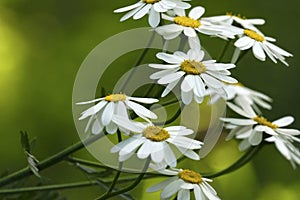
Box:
(0, 0), (299, 199)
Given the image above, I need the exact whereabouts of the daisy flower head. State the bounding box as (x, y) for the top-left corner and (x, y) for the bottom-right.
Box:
(110, 116), (203, 167)
(113, 0), (191, 28)
(155, 6), (238, 41)
(222, 102), (299, 150)
(149, 48), (238, 105)
(77, 94), (158, 135)
(234, 28), (293, 66)
(265, 130), (300, 168)
(147, 166), (220, 200)
(207, 82), (273, 111)
(202, 12), (265, 32)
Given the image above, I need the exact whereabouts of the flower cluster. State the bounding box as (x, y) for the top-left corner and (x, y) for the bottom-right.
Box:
(76, 1), (298, 199)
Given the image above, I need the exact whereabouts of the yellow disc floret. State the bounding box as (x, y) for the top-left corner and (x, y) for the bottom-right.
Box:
(174, 16), (201, 28)
(104, 94), (127, 102)
(226, 12), (247, 19)
(143, 0), (161, 4)
(142, 126), (170, 142)
(178, 169), (202, 184)
(244, 29), (265, 42)
(180, 60), (206, 75)
(253, 116), (278, 129)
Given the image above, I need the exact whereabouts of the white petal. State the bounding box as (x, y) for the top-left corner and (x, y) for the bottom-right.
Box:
(128, 96), (159, 104)
(137, 140), (153, 159)
(178, 189), (190, 200)
(101, 102), (114, 126)
(76, 97), (103, 105)
(120, 6), (143, 22)
(147, 177), (178, 192)
(194, 184), (205, 200)
(272, 116), (294, 127)
(265, 42), (292, 57)
(112, 115), (144, 133)
(252, 42), (266, 61)
(119, 137), (146, 156)
(161, 78), (181, 97)
(164, 126), (187, 131)
(161, 179), (183, 198)
(151, 142), (165, 163)
(274, 139), (291, 160)
(79, 101), (107, 120)
(194, 75), (206, 97)
(133, 4), (152, 20)
(126, 100), (157, 119)
(149, 7), (160, 28)
(226, 102), (254, 118)
(91, 118), (103, 134)
(177, 147), (200, 160)
(184, 27), (197, 37)
(188, 36), (201, 50)
(163, 143), (177, 167)
(106, 122), (118, 134)
(201, 74), (223, 88)
(207, 71), (238, 84)
(158, 71), (185, 84)
(153, 2), (168, 12)
(276, 128), (300, 136)
(249, 130), (263, 145)
(150, 69), (178, 80)
(157, 52), (184, 64)
(181, 75), (195, 92)
(149, 63), (180, 70)
(221, 118), (256, 126)
(168, 136), (202, 149)
(111, 136), (139, 153)
(189, 6), (205, 19)
(234, 36), (254, 50)
(114, 2), (144, 13)
(181, 89), (193, 105)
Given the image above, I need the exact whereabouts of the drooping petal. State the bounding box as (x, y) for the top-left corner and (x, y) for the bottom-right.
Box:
(101, 102), (115, 126)
(149, 7), (160, 28)
(133, 4), (152, 20)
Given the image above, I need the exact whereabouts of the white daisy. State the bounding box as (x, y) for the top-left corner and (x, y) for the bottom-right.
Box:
(265, 132), (300, 168)
(155, 6), (238, 41)
(147, 166), (220, 200)
(234, 29), (293, 66)
(77, 94), (158, 135)
(110, 116), (203, 167)
(114, 0), (191, 28)
(202, 12), (265, 32)
(207, 82), (272, 111)
(149, 48), (238, 105)
(222, 102), (299, 149)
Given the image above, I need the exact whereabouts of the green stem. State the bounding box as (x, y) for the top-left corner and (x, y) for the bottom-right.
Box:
(95, 157), (151, 200)
(204, 143), (264, 179)
(67, 157), (112, 170)
(218, 40), (231, 62)
(0, 133), (105, 187)
(120, 31), (156, 92)
(155, 103), (183, 126)
(0, 181), (98, 195)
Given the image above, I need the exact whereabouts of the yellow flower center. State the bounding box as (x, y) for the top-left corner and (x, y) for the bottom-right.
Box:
(226, 12), (247, 19)
(104, 94), (127, 102)
(226, 82), (244, 87)
(253, 116), (278, 129)
(174, 16), (201, 28)
(178, 169), (202, 184)
(142, 126), (170, 142)
(244, 29), (264, 42)
(143, 0), (160, 4)
(180, 60), (206, 75)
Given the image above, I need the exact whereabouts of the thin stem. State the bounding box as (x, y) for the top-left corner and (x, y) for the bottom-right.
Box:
(155, 103), (183, 126)
(0, 133), (105, 187)
(204, 143), (264, 179)
(235, 50), (249, 65)
(120, 31), (156, 92)
(0, 181), (98, 195)
(218, 40), (231, 62)
(95, 157), (151, 200)
(67, 157), (112, 170)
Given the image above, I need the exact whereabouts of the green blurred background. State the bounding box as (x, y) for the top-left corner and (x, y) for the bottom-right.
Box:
(0, 0), (299, 199)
